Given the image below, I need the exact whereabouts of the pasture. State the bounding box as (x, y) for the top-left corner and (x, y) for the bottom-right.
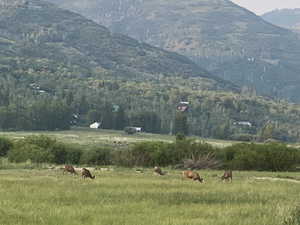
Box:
(0, 168), (299, 225)
(0, 128), (238, 149)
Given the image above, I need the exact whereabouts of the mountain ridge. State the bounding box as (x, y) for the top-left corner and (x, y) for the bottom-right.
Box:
(0, 0), (239, 91)
(262, 8), (300, 33)
(46, 0), (300, 102)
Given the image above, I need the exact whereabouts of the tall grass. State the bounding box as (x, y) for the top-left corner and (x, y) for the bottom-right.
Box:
(0, 169), (298, 225)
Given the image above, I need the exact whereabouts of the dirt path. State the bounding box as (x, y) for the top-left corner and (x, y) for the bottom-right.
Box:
(254, 177), (300, 184)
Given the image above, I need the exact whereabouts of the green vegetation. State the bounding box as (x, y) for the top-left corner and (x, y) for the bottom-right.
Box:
(2, 134), (300, 171)
(223, 143), (300, 171)
(50, 0), (300, 102)
(0, 169), (299, 225)
(1, 1), (300, 142)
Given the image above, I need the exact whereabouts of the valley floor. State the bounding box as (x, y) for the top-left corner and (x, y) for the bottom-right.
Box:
(0, 169), (299, 225)
(0, 128), (239, 149)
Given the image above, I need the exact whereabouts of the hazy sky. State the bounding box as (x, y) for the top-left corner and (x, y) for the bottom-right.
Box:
(231, 0), (300, 15)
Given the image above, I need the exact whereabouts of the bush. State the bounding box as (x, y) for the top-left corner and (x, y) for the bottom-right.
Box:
(113, 139), (217, 167)
(8, 135), (82, 164)
(8, 142), (53, 163)
(80, 147), (112, 165)
(0, 137), (13, 156)
(223, 143), (300, 171)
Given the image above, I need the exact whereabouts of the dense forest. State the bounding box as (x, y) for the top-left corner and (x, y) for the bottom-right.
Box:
(2, 71), (300, 142)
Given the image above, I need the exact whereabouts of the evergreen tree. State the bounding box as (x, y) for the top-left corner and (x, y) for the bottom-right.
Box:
(174, 112), (188, 135)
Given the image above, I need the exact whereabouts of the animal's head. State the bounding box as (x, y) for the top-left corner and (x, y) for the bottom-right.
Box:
(92, 175), (95, 179)
(198, 177), (204, 183)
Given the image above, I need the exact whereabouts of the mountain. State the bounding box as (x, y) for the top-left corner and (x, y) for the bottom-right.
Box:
(0, 0), (238, 91)
(47, 0), (300, 102)
(262, 9), (300, 33)
(2, 0), (300, 142)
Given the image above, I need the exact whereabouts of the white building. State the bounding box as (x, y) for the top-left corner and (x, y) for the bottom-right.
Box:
(90, 122), (101, 129)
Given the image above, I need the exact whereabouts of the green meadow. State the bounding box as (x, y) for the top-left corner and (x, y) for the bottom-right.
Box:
(0, 168), (299, 225)
(0, 128), (238, 149)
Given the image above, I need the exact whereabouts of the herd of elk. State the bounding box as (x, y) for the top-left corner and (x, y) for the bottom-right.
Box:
(63, 165), (95, 179)
(62, 164), (232, 183)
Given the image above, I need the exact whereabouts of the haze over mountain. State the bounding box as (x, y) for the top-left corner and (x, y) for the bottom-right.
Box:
(47, 0), (300, 102)
(0, 0), (236, 91)
(262, 9), (300, 32)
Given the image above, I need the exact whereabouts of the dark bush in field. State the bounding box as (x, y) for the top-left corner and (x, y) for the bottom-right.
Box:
(113, 139), (217, 167)
(0, 137), (13, 156)
(223, 143), (300, 171)
(80, 147), (112, 165)
(8, 135), (82, 164)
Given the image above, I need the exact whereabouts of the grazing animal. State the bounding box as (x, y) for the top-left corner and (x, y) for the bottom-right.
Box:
(63, 165), (77, 175)
(154, 166), (165, 175)
(82, 168), (95, 179)
(182, 170), (204, 183)
(221, 170), (232, 182)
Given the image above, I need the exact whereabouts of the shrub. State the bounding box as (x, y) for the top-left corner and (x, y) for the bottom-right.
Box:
(80, 147), (112, 165)
(114, 139), (217, 167)
(8, 135), (83, 164)
(112, 149), (134, 167)
(0, 137), (13, 156)
(65, 147), (82, 164)
(8, 142), (53, 163)
(223, 143), (300, 171)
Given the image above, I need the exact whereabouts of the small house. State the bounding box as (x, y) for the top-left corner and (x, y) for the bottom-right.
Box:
(177, 101), (189, 112)
(90, 122), (101, 129)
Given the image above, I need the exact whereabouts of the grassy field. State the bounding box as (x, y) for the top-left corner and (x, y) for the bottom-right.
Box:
(0, 168), (299, 225)
(0, 128), (239, 149)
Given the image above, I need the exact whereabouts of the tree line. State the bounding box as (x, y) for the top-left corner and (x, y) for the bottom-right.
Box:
(2, 71), (300, 142)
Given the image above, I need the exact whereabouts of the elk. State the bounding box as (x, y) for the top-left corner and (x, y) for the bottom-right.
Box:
(63, 165), (77, 175)
(221, 170), (232, 182)
(82, 168), (95, 179)
(182, 170), (204, 183)
(154, 166), (165, 176)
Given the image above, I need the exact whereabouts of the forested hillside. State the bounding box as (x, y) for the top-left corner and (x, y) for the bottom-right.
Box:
(47, 0), (300, 102)
(2, 0), (300, 142)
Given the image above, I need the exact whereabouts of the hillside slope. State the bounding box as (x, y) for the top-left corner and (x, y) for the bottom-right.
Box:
(47, 0), (300, 102)
(0, 0), (237, 91)
(2, 0), (300, 142)
(262, 9), (300, 33)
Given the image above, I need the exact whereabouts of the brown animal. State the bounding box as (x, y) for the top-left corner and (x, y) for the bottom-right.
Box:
(82, 168), (95, 179)
(221, 170), (232, 182)
(182, 170), (204, 183)
(154, 166), (165, 175)
(63, 165), (77, 175)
